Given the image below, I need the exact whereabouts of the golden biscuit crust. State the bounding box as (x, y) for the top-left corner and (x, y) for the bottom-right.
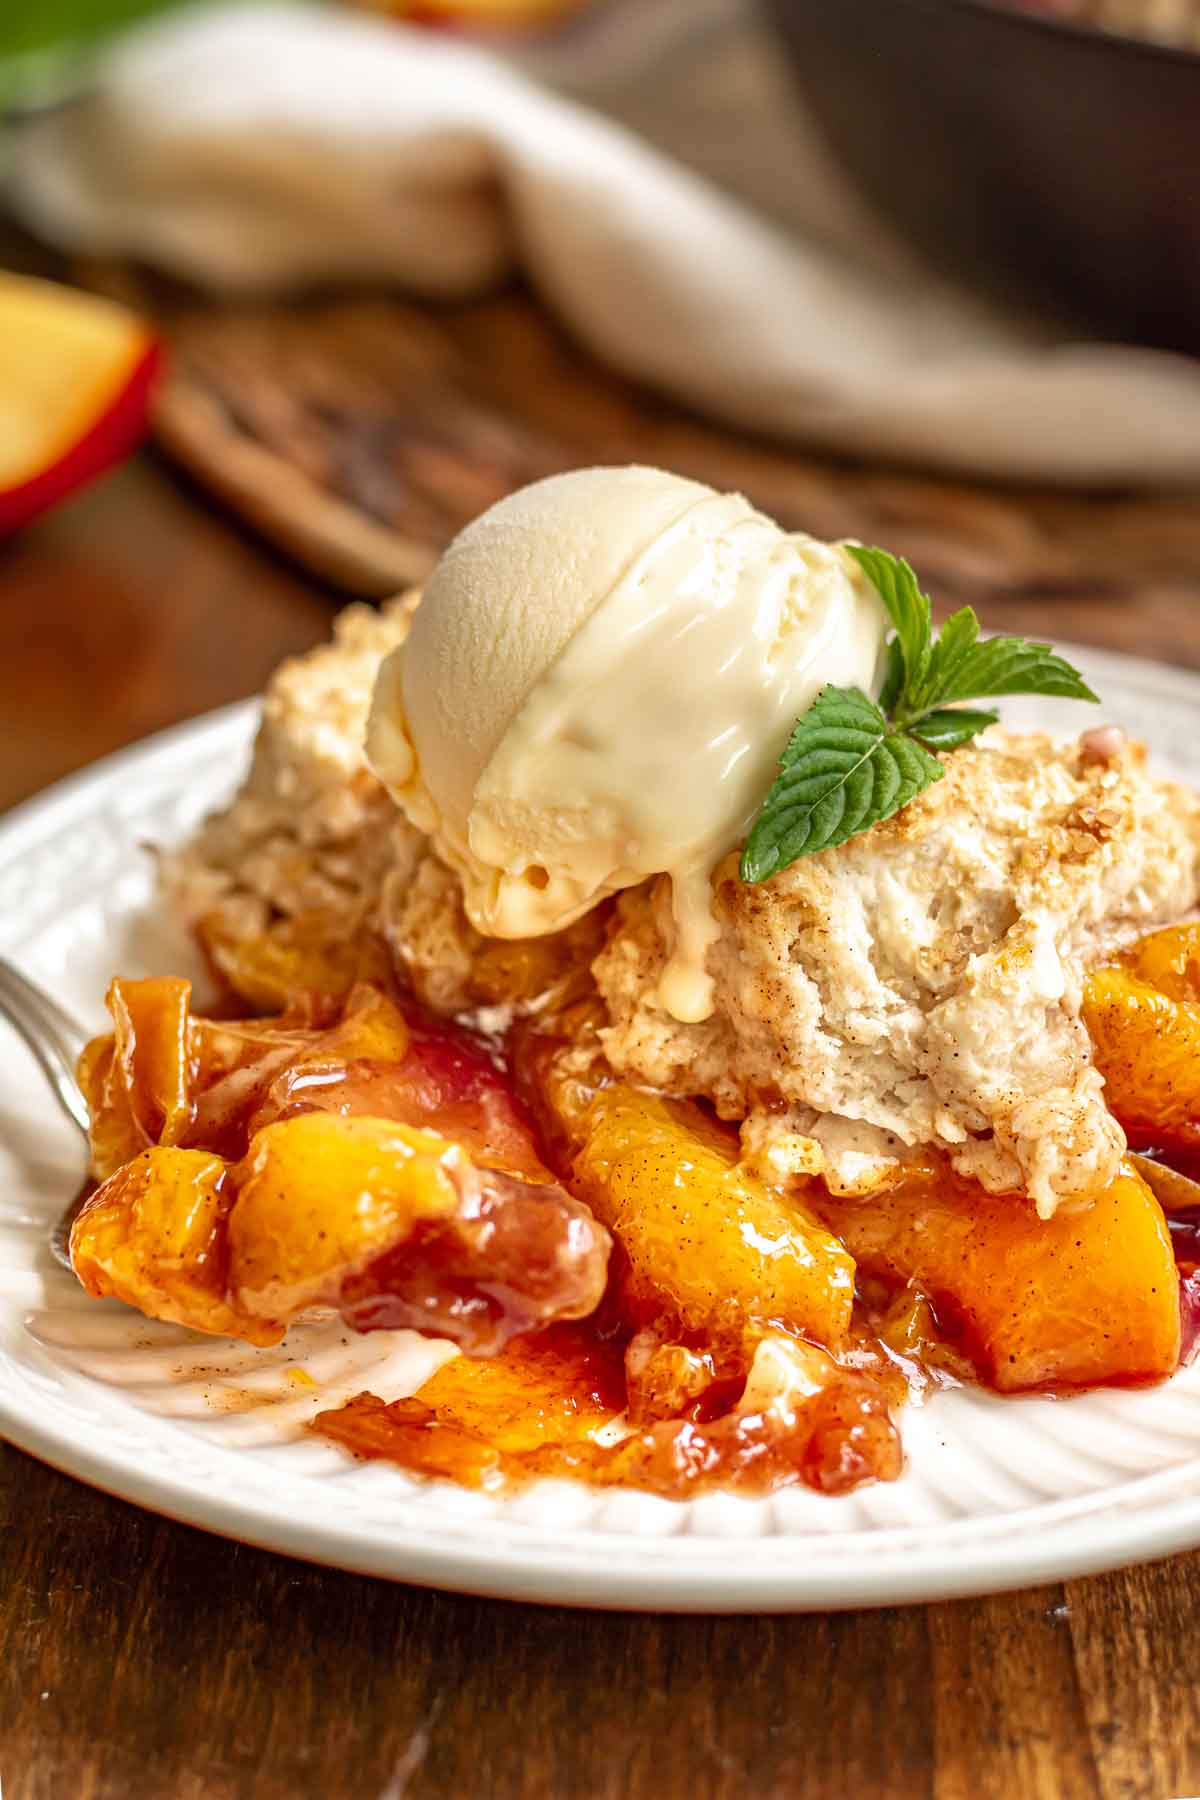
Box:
(164, 602), (1200, 1218)
(596, 730), (1200, 1214)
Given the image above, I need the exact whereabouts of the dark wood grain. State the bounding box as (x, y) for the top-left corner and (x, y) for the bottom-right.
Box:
(6, 332), (1200, 1800)
(77, 259), (1200, 634)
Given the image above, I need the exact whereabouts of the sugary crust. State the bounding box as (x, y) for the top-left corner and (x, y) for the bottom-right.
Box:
(161, 595), (423, 938)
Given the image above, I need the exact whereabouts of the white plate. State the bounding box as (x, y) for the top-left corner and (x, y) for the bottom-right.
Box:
(3, 646), (1200, 1612)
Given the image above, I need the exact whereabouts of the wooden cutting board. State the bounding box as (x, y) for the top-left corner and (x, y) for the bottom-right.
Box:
(86, 264), (1200, 659)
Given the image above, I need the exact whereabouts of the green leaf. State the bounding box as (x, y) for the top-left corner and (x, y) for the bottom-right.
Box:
(845, 545), (931, 699)
(877, 634), (906, 717)
(739, 687), (944, 882)
(911, 605), (979, 716)
(920, 635), (1099, 707)
(740, 544), (1101, 883)
(908, 706), (999, 750)
(0, 0), (179, 62)
(0, 0), (188, 114)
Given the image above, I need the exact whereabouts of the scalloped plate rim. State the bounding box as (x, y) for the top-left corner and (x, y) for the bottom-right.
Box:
(6, 1389), (1200, 1611)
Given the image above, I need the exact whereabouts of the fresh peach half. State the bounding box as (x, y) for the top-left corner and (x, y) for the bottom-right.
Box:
(0, 273), (161, 534)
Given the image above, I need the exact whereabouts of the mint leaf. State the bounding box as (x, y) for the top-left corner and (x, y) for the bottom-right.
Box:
(846, 544), (931, 699)
(739, 687), (943, 882)
(917, 635), (1099, 708)
(911, 606), (979, 715)
(741, 545), (1100, 882)
(0, 0), (186, 106)
(877, 634), (907, 717)
(908, 706), (999, 750)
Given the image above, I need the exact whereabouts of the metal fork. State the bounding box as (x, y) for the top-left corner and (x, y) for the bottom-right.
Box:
(0, 957), (91, 1269)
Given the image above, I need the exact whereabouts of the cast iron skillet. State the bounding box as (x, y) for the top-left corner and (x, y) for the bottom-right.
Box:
(760, 0), (1200, 352)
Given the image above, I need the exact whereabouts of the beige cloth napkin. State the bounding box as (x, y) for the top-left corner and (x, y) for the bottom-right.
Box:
(9, 0), (1200, 485)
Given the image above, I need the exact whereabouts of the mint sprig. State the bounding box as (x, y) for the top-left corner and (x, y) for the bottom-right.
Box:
(740, 546), (1099, 883)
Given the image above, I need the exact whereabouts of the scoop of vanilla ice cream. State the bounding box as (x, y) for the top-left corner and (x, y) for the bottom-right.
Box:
(366, 466), (887, 1022)
(368, 466), (716, 837)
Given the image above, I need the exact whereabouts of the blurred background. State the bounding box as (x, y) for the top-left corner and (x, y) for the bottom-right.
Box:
(5, 0), (1200, 806)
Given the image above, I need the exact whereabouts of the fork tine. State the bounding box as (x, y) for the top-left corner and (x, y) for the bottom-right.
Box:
(0, 958), (90, 1049)
(0, 957), (92, 1138)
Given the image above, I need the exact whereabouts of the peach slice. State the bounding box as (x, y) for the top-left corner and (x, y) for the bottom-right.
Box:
(1085, 925), (1200, 1138)
(0, 273), (160, 533)
(554, 1074), (856, 1352)
(814, 1162), (1180, 1391)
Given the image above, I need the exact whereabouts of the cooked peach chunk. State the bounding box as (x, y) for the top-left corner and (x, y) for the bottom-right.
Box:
(301, 984), (411, 1066)
(814, 1163), (1179, 1391)
(71, 1111), (611, 1352)
(70, 1146), (266, 1343)
(1119, 922), (1200, 1002)
(197, 907), (393, 1012)
(1084, 966), (1200, 1136)
(559, 1078), (855, 1351)
(78, 976), (195, 1180)
(227, 1113), (463, 1328)
(258, 1003), (551, 1182)
(72, 1117), (464, 1347)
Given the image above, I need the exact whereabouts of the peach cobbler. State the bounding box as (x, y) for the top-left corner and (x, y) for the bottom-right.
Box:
(69, 469), (1200, 1500)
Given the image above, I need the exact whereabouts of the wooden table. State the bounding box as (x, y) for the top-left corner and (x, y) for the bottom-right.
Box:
(5, 452), (1200, 1800)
